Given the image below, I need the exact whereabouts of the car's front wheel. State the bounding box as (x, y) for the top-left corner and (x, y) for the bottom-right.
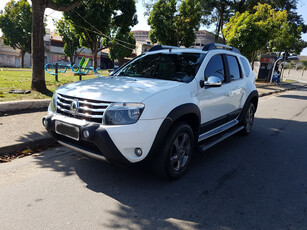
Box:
(152, 122), (194, 180)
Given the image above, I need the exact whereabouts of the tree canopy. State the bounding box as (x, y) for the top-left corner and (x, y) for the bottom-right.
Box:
(198, 0), (306, 41)
(30, 0), (137, 92)
(223, 3), (306, 69)
(55, 18), (80, 64)
(0, 0), (32, 68)
(63, 0), (137, 69)
(108, 30), (136, 66)
(148, 0), (201, 47)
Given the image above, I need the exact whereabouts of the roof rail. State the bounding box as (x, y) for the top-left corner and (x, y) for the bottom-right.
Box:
(148, 45), (180, 52)
(202, 43), (241, 54)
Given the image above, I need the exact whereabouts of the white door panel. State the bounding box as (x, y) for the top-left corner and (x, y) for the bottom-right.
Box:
(198, 85), (231, 124)
(228, 79), (245, 111)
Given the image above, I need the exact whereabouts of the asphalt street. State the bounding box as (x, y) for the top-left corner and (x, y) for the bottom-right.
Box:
(0, 88), (307, 230)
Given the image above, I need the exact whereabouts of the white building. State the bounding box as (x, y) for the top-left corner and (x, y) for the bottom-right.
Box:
(0, 37), (31, 67)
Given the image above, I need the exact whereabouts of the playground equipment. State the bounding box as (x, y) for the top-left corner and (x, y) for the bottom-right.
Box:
(44, 57), (104, 81)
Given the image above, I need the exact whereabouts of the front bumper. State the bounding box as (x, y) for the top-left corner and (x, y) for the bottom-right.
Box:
(43, 113), (163, 164)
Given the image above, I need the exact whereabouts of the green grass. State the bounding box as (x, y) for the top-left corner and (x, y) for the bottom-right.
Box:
(284, 79), (297, 83)
(0, 68), (109, 101)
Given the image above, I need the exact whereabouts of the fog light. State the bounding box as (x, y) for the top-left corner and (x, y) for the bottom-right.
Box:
(82, 129), (90, 139)
(43, 118), (48, 127)
(135, 148), (142, 157)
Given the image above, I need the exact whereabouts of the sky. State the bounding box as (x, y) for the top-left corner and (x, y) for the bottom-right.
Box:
(0, 0), (307, 55)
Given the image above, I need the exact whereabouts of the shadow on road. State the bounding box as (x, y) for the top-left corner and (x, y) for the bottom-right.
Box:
(34, 117), (307, 229)
(17, 131), (49, 143)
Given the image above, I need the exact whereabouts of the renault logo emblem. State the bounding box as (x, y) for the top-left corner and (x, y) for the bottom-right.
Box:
(70, 99), (79, 115)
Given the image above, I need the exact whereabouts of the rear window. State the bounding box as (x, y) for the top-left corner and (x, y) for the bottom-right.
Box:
(227, 55), (241, 80)
(240, 57), (251, 77)
(115, 52), (206, 83)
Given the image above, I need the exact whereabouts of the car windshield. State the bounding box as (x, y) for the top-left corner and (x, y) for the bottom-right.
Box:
(114, 52), (206, 83)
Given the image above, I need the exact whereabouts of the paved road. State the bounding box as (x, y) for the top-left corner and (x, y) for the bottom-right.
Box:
(1, 88), (307, 230)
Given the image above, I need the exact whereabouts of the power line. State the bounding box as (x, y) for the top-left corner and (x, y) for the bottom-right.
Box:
(72, 8), (136, 48)
(44, 12), (136, 51)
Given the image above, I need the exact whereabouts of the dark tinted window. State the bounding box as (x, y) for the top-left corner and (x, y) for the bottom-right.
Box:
(204, 55), (225, 82)
(115, 52), (206, 83)
(227, 55), (241, 80)
(240, 57), (251, 77)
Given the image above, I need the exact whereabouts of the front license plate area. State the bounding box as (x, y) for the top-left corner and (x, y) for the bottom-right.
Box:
(55, 121), (79, 141)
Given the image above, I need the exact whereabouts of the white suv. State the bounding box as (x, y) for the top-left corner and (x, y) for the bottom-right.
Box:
(43, 43), (258, 179)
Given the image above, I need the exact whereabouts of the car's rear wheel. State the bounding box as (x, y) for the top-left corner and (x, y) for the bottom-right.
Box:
(240, 103), (255, 135)
(152, 122), (194, 180)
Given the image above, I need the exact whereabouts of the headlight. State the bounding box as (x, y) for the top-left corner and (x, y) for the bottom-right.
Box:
(104, 102), (145, 125)
(48, 91), (58, 112)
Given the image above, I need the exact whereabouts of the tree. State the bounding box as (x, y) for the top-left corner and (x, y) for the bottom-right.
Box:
(223, 3), (306, 69)
(199, 0), (233, 42)
(31, 0), (81, 92)
(223, 11), (268, 69)
(0, 0), (32, 68)
(64, 0), (137, 69)
(55, 18), (80, 64)
(148, 0), (201, 47)
(109, 31), (136, 66)
(198, 0), (306, 42)
(31, 0), (137, 92)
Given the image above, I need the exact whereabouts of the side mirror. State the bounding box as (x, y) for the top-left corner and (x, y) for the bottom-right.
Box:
(200, 76), (222, 88)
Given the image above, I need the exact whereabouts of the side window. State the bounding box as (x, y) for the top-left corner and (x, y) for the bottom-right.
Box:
(227, 55), (241, 80)
(204, 55), (225, 82)
(240, 57), (251, 77)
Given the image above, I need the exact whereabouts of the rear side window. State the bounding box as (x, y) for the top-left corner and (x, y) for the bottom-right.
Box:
(240, 57), (251, 77)
(204, 55), (225, 82)
(227, 55), (241, 80)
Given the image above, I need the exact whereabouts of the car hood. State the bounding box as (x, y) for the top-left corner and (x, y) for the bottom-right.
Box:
(56, 76), (183, 102)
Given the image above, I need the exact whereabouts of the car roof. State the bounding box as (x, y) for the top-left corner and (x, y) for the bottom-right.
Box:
(147, 43), (241, 55)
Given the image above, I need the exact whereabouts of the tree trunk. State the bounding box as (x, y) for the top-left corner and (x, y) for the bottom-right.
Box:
(21, 50), (25, 68)
(215, 19), (221, 42)
(70, 55), (75, 65)
(31, 0), (47, 92)
(93, 50), (98, 70)
(215, 6), (224, 42)
(118, 58), (125, 67)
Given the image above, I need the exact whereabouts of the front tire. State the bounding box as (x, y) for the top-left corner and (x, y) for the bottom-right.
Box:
(152, 122), (194, 180)
(240, 103), (255, 135)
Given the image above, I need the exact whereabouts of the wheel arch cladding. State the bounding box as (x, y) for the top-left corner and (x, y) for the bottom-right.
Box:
(145, 103), (201, 161)
(239, 90), (258, 122)
(167, 103), (201, 138)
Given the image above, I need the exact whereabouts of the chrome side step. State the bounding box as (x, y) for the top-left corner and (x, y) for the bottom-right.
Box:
(198, 119), (239, 142)
(58, 140), (106, 161)
(197, 126), (244, 152)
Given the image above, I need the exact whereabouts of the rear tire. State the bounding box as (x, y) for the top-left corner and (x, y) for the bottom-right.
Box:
(152, 122), (194, 180)
(240, 103), (255, 135)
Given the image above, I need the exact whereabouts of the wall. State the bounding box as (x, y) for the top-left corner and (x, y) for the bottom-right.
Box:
(0, 54), (16, 67)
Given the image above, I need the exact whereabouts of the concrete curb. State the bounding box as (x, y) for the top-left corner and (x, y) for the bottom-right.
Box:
(258, 84), (307, 97)
(0, 99), (50, 113)
(0, 136), (56, 156)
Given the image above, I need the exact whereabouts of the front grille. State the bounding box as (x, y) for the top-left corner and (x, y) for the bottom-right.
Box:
(56, 94), (111, 123)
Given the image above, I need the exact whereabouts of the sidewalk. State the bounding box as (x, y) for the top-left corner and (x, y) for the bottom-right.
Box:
(0, 81), (306, 157)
